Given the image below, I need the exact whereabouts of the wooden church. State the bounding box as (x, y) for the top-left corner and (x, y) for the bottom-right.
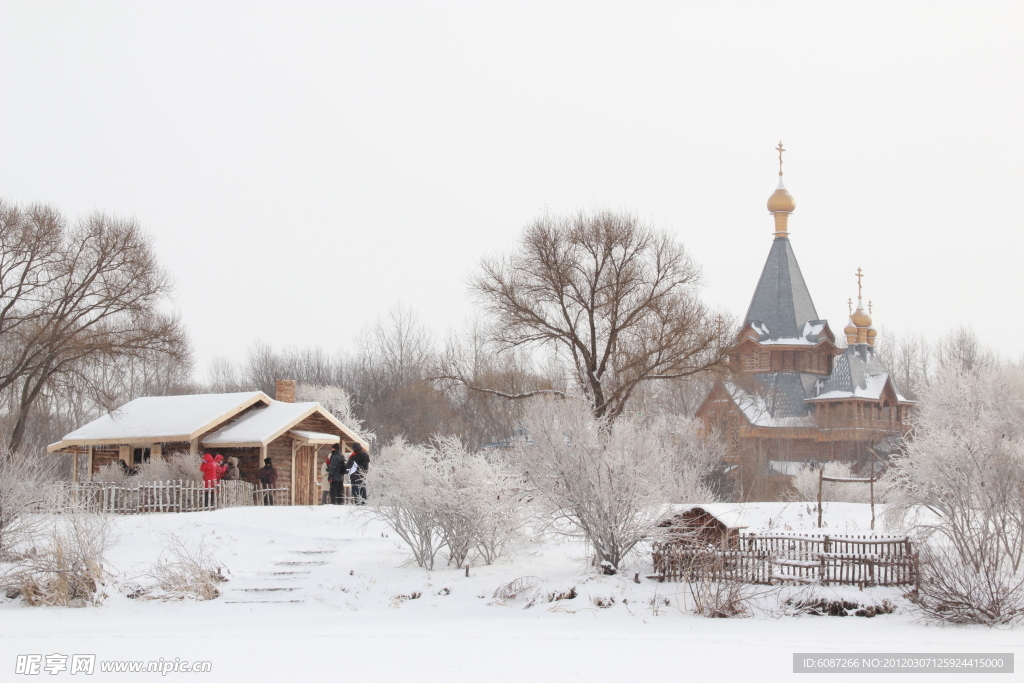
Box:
(695, 145), (913, 501)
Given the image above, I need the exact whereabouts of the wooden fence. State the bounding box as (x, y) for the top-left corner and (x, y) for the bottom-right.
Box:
(652, 531), (918, 588)
(46, 481), (291, 514)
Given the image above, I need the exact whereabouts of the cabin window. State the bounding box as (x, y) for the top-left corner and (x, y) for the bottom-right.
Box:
(133, 447), (151, 465)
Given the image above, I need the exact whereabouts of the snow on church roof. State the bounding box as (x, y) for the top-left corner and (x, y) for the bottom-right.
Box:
(52, 392), (269, 448)
(808, 344), (913, 403)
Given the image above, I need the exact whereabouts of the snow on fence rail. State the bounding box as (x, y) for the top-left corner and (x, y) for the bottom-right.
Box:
(42, 481), (291, 514)
(652, 531), (919, 588)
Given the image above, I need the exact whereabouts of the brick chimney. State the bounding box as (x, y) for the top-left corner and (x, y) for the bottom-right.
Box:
(275, 379), (296, 403)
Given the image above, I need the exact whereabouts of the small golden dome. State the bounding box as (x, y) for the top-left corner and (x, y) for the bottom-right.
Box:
(767, 181), (796, 213)
(866, 326), (877, 339)
(844, 319), (857, 336)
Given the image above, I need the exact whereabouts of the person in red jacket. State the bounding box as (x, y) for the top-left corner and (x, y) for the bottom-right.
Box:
(213, 454), (227, 480)
(200, 453), (219, 488)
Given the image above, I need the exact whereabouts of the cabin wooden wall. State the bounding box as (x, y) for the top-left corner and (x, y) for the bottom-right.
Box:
(266, 435), (294, 502)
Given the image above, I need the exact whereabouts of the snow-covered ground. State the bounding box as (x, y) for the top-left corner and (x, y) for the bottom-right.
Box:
(1, 505), (1019, 682)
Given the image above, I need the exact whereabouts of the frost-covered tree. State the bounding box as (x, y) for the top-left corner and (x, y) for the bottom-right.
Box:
(365, 437), (524, 570)
(296, 382), (375, 445)
(511, 398), (723, 573)
(886, 364), (1024, 624)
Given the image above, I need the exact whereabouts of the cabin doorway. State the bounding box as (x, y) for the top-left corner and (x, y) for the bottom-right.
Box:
(294, 445), (316, 505)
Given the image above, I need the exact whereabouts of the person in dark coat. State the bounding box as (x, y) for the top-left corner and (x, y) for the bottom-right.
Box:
(346, 443), (370, 505)
(327, 444), (347, 505)
(256, 458), (278, 505)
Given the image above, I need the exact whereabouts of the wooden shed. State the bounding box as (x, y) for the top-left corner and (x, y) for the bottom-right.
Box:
(657, 505), (747, 549)
(46, 380), (366, 506)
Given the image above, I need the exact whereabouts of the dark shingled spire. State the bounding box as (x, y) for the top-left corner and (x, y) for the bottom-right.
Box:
(744, 236), (819, 340)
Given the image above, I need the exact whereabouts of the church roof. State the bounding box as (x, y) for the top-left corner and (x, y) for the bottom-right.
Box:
(809, 344), (912, 403)
(744, 237), (820, 341)
(725, 372), (819, 426)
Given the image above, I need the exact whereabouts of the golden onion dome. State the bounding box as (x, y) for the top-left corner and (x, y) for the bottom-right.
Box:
(844, 319), (857, 336)
(767, 178), (796, 213)
(866, 326), (878, 340)
(851, 306), (872, 328)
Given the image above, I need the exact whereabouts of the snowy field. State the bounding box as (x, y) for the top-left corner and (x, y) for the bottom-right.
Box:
(1, 505), (1019, 683)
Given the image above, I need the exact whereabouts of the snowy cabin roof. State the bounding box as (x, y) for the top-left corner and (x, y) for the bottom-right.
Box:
(203, 401), (359, 448)
(49, 392), (269, 449)
(807, 344), (913, 403)
(48, 391), (368, 452)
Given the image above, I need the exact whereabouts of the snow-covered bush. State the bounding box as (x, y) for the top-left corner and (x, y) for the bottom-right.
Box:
(0, 450), (57, 562)
(511, 398), (723, 573)
(790, 462), (889, 504)
(886, 364), (1024, 625)
(11, 512), (115, 607)
(432, 437), (525, 567)
(297, 383), (376, 445)
(366, 436), (524, 570)
(93, 452), (202, 484)
(133, 452), (203, 482)
(142, 533), (227, 601)
(368, 438), (444, 569)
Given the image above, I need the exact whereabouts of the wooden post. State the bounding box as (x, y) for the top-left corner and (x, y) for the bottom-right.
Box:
(817, 467), (824, 528)
(87, 445), (94, 482)
(290, 440), (297, 506)
(869, 476), (875, 531)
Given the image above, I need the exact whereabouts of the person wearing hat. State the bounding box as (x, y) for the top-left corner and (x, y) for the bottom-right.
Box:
(327, 443), (347, 504)
(256, 457), (278, 505)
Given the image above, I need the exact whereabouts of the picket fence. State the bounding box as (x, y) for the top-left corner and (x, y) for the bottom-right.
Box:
(652, 531), (919, 588)
(47, 480), (290, 514)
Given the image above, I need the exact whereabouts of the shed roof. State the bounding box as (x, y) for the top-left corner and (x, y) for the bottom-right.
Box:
(671, 502), (886, 533)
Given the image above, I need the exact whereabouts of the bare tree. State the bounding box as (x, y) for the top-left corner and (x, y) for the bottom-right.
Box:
(441, 210), (730, 421)
(0, 201), (190, 452)
(872, 326), (933, 400)
(934, 325), (999, 375)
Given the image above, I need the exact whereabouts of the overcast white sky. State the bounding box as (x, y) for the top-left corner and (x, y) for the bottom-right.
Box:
(2, 1), (1022, 375)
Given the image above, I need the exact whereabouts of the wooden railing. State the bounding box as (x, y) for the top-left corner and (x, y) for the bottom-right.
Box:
(45, 481), (290, 514)
(652, 531), (918, 588)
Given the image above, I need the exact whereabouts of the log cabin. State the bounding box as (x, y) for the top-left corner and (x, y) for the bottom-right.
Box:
(46, 380), (366, 506)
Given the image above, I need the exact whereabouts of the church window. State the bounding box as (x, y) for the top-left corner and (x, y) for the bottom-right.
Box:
(741, 349), (770, 371)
